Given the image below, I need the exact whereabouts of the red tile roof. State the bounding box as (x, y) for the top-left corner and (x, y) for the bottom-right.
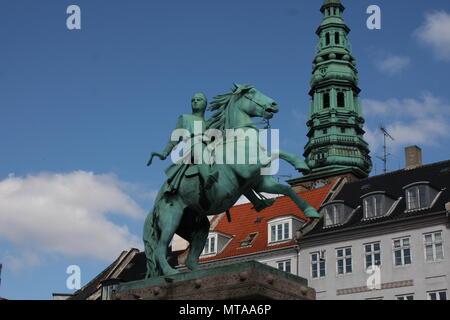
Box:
(200, 182), (334, 262)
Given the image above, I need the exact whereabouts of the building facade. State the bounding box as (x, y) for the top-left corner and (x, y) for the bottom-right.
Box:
(297, 159), (450, 300)
(198, 158), (450, 300)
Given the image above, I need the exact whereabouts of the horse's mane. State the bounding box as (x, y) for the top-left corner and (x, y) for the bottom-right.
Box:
(206, 92), (234, 131)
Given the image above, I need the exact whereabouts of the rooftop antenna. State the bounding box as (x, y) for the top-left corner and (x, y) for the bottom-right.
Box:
(376, 126), (395, 174)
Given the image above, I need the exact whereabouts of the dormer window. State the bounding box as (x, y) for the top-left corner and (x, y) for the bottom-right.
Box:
(362, 192), (395, 220)
(201, 232), (232, 257)
(404, 182), (438, 211)
(321, 202), (353, 228)
(268, 216), (305, 245)
(270, 222), (290, 242)
(203, 234), (216, 255)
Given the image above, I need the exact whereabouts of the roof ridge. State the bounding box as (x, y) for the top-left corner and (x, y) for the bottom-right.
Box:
(357, 159), (450, 183)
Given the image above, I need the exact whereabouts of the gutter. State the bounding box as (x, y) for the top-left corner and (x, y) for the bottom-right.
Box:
(300, 210), (447, 243)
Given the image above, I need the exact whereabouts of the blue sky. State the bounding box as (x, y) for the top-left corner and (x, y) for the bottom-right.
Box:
(1, 0), (449, 299)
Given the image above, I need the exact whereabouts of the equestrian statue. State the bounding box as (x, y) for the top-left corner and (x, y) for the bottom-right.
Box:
(144, 84), (320, 278)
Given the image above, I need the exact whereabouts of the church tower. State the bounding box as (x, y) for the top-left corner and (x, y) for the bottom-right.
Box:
(302, 0), (372, 182)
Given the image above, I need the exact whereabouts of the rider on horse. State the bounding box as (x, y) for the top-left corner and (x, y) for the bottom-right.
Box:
(147, 92), (274, 212)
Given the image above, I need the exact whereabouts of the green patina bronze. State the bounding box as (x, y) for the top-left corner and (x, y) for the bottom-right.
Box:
(144, 84), (320, 277)
(304, 0), (372, 178)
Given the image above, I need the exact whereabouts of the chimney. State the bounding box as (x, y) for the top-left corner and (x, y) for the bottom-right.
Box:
(405, 146), (422, 170)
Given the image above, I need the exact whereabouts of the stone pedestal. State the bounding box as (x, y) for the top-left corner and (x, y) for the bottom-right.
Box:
(114, 261), (315, 300)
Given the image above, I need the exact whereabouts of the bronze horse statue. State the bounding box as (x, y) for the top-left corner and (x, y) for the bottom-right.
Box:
(144, 84), (319, 277)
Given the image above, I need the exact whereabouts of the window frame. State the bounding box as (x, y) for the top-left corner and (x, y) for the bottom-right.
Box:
(423, 231), (444, 263)
(361, 191), (395, 221)
(311, 252), (326, 279)
(406, 185), (428, 211)
(202, 234), (217, 256)
(267, 217), (295, 244)
(321, 201), (351, 229)
(403, 182), (439, 212)
(427, 290), (447, 301)
(336, 247), (353, 276)
(364, 242), (382, 270)
(277, 260), (292, 274)
(393, 237), (412, 267)
(396, 294), (414, 300)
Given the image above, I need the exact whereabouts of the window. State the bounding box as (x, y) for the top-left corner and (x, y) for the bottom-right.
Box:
(396, 294), (414, 300)
(268, 216), (305, 245)
(427, 290), (447, 300)
(240, 233), (258, 248)
(424, 232), (444, 262)
(277, 260), (292, 273)
(311, 252), (326, 279)
(406, 185), (430, 210)
(363, 195), (384, 219)
(335, 32), (340, 45)
(325, 33), (330, 46)
(337, 247), (352, 275)
(340, 127), (346, 134)
(337, 91), (345, 108)
(270, 222), (290, 243)
(362, 193), (394, 220)
(365, 242), (381, 269)
(203, 235), (216, 255)
(393, 238), (412, 266)
(323, 92), (330, 109)
(323, 204), (345, 227)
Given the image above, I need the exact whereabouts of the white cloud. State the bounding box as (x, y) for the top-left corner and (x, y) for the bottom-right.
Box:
(375, 55), (411, 75)
(3, 251), (41, 274)
(0, 171), (145, 270)
(415, 11), (450, 61)
(363, 93), (450, 154)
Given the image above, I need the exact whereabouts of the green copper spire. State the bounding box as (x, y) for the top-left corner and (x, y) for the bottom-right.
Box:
(303, 0), (372, 179)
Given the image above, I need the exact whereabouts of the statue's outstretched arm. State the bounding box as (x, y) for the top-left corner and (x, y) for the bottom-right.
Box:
(147, 116), (184, 166)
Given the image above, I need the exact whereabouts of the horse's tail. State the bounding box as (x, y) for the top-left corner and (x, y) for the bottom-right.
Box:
(143, 204), (162, 278)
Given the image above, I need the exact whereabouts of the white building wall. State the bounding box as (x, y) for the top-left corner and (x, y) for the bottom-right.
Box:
(298, 222), (450, 300)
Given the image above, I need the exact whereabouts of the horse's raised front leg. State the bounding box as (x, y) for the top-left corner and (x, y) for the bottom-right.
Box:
(260, 148), (310, 175)
(254, 176), (320, 218)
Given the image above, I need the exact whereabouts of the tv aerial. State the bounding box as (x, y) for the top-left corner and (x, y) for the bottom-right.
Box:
(376, 126), (395, 174)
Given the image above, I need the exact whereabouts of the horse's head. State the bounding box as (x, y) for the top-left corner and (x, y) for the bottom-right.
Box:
(232, 84), (279, 120)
